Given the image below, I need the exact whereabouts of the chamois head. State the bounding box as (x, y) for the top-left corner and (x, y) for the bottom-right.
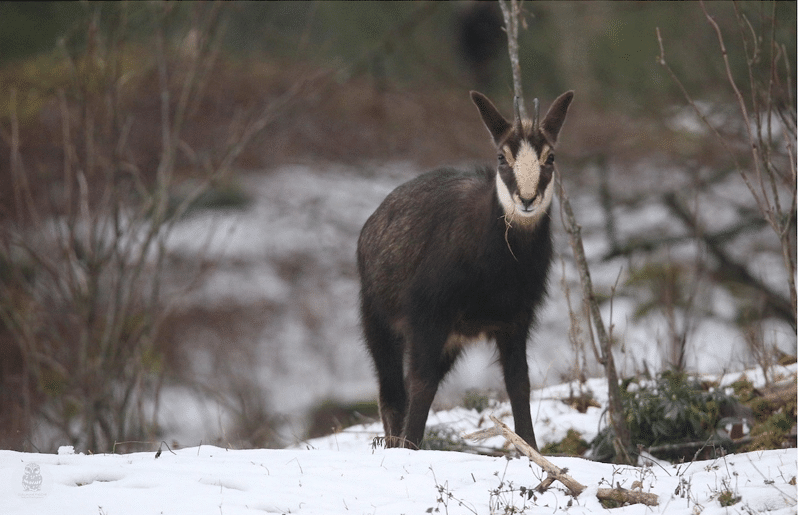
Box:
(470, 90), (574, 225)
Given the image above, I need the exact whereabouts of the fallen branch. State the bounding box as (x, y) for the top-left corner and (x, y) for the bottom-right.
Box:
(466, 416), (661, 507)
(596, 487), (659, 507)
(465, 415), (587, 496)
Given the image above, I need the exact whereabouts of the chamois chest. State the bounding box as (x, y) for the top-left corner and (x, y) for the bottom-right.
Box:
(447, 210), (553, 333)
(358, 166), (552, 334)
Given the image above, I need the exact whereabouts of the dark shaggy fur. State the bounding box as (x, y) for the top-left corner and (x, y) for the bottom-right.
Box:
(357, 91), (573, 449)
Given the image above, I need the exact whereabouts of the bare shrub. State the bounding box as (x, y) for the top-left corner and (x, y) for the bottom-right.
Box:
(0, 3), (304, 452)
(656, 1), (796, 328)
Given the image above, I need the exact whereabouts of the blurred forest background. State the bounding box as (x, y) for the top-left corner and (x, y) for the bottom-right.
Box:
(0, 1), (795, 454)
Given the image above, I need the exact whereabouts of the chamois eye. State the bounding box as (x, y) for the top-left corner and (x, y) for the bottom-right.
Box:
(497, 153), (506, 164)
(545, 154), (555, 165)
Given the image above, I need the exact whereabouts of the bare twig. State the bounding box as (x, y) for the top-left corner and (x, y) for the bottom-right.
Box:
(556, 172), (633, 464)
(497, 0), (527, 119)
(655, 26), (761, 210)
(560, 258), (590, 386)
(499, 0), (635, 463)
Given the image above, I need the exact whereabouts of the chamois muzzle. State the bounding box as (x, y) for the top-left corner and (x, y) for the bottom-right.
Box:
(520, 196), (536, 211)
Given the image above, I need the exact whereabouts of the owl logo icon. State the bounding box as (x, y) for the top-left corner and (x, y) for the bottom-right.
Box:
(22, 463), (43, 492)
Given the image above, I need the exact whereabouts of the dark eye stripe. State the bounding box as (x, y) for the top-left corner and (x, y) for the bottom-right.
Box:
(538, 168), (553, 195)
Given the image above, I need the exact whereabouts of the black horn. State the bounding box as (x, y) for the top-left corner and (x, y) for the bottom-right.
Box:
(513, 95), (523, 127)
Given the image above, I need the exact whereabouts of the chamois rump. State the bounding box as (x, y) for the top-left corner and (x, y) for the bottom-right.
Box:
(357, 90), (574, 449)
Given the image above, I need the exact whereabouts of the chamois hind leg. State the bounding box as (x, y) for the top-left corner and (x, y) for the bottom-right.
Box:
(496, 329), (538, 451)
(362, 310), (407, 447)
(402, 324), (461, 449)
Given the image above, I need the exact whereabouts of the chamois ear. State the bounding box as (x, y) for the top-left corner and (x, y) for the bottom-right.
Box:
(540, 91), (574, 144)
(471, 91), (512, 145)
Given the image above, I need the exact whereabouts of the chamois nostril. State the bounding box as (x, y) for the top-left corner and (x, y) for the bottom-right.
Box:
(520, 197), (535, 210)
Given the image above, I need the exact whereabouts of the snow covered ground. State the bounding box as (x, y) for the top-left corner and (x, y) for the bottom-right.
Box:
(4, 366), (796, 514)
(2, 445), (796, 514)
(150, 162), (795, 448)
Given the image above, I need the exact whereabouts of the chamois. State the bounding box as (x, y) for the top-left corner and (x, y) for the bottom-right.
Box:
(357, 90), (574, 449)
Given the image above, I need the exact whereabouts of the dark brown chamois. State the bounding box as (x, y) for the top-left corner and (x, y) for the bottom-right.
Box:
(357, 90), (574, 449)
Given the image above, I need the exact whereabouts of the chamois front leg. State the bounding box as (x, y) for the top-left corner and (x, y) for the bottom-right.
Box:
(496, 329), (538, 451)
(401, 323), (460, 449)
